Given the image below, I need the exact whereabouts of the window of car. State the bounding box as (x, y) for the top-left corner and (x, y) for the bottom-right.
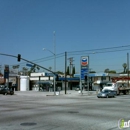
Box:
(102, 90), (108, 93)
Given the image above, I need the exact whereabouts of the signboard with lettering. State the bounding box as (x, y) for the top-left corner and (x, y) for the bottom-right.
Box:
(80, 56), (89, 80)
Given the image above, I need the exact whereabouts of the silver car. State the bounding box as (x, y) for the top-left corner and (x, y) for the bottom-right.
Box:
(97, 90), (115, 98)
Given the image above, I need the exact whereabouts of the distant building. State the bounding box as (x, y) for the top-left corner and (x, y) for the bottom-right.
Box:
(0, 74), (4, 84)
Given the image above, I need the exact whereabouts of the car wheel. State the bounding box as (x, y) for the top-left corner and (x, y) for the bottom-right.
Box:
(106, 95), (109, 98)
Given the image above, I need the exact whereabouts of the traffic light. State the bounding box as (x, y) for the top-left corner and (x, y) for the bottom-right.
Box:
(17, 54), (21, 62)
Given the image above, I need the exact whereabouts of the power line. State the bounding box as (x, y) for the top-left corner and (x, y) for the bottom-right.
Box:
(67, 44), (130, 54)
(67, 48), (130, 57)
(11, 44), (130, 66)
(8, 44), (130, 73)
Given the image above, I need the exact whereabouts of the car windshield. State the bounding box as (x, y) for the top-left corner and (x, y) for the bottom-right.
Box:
(102, 90), (111, 93)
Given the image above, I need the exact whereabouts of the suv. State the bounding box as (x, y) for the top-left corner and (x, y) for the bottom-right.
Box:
(0, 85), (14, 95)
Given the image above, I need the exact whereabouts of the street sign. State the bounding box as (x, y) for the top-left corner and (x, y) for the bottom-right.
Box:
(45, 73), (54, 76)
(26, 64), (33, 67)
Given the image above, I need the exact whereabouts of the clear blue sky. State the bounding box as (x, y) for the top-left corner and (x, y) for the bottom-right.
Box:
(0, 0), (130, 73)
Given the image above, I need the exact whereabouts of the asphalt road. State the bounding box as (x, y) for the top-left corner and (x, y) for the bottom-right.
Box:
(0, 91), (130, 130)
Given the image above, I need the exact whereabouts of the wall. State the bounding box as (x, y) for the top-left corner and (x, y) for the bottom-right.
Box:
(20, 76), (29, 91)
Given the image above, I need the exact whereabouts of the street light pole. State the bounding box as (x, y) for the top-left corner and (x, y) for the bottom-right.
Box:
(43, 48), (56, 95)
(43, 31), (56, 95)
(53, 54), (56, 95)
(53, 31), (56, 95)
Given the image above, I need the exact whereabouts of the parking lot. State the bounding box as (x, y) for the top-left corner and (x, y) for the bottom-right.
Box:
(0, 90), (130, 130)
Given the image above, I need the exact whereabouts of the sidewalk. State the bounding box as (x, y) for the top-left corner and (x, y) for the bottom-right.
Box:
(54, 90), (97, 95)
(14, 90), (98, 97)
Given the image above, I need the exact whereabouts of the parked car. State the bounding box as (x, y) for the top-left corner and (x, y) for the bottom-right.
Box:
(97, 89), (115, 98)
(0, 85), (14, 95)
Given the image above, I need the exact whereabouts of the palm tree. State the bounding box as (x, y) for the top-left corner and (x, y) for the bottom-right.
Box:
(28, 64), (40, 76)
(122, 63), (127, 73)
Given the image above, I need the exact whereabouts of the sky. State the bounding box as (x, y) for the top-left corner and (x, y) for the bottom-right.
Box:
(0, 0), (130, 73)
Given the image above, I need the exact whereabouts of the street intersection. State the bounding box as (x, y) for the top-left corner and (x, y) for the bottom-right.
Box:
(0, 90), (130, 130)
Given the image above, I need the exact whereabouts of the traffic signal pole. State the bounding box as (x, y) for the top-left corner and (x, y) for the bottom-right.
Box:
(0, 53), (58, 76)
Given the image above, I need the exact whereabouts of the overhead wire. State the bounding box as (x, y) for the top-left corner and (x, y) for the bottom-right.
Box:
(67, 45), (130, 54)
(9, 45), (130, 73)
(10, 45), (130, 66)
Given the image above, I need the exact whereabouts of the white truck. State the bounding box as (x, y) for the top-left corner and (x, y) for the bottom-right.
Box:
(102, 81), (130, 95)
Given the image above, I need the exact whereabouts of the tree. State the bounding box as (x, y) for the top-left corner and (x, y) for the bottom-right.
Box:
(22, 67), (28, 75)
(122, 63), (127, 73)
(89, 71), (96, 73)
(104, 68), (116, 74)
(28, 65), (40, 76)
(56, 71), (64, 75)
(108, 70), (116, 74)
(104, 68), (109, 73)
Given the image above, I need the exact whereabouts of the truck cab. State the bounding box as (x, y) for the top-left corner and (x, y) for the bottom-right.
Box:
(102, 82), (119, 95)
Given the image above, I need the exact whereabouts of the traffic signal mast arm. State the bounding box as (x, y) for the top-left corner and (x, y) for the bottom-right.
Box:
(21, 57), (58, 76)
(0, 53), (58, 77)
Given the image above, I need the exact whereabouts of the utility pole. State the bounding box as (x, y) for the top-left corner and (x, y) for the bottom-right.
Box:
(53, 31), (56, 95)
(68, 57), (74, 90)
(68, 57), (74, 77)
(65, 52), (67, 94)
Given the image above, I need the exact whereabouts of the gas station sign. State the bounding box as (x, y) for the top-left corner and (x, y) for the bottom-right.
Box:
(80, 56), (89, 80)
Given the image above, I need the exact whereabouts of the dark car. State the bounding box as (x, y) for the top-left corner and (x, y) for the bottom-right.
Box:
(97, 89), (115, 98)
(0, 85), (14, 95)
